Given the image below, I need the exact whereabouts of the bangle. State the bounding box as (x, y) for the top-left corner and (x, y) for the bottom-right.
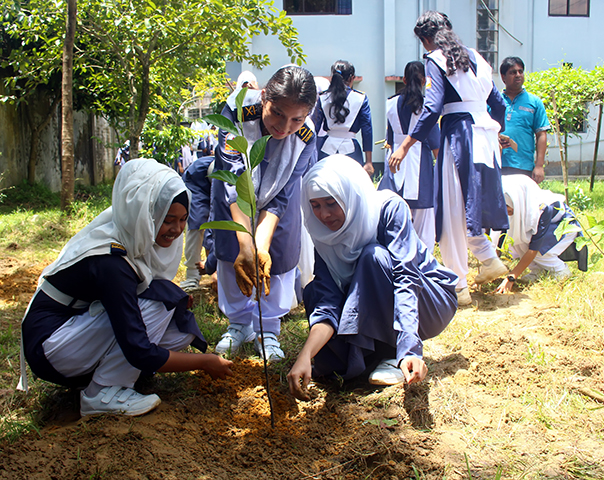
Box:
(507, 275), (516, 283)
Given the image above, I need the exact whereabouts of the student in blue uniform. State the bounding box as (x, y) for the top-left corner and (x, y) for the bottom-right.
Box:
(312, 60), (374, 176)
(212, 65), (317, 362)
(179, 156), (217, 292)
(20, 159), (233, 417)
(287, 155), (457, 400)
(379, 61), (440, 252)
(389, 11), (509, 306)
(495, 174), (586, 292)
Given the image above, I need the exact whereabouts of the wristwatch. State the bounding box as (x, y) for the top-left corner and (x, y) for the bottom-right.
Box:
(507, 275), (516, 283)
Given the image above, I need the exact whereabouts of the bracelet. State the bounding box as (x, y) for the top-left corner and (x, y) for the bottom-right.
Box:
(507, 275), (516, 283)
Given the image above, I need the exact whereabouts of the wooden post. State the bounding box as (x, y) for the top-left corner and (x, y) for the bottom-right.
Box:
(550, 90), (569, 203)
(590, 103), (603, 192)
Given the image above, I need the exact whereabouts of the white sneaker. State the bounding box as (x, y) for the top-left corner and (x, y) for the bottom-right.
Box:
(456, 287), (472, 306)
(368, 359), (405, 386)
(474, 257), (508, 285)
(254, 333), (285, 363)
(215, 323), (255, 354)
(80, 386), (161, 417)
(179, 278), (201, 293)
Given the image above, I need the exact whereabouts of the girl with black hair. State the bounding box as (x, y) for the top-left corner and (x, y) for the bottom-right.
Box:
(312, 60), (374, 175)
(379, 61), (440, 252)
(388, 11), (509, 306)
(212, 65), (317, 362)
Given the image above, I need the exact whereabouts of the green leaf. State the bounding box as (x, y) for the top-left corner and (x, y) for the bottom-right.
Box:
(585, 214), (597, 228)
(250, 135), (271, 170)
(202, 114), (238, 136)
(209, 170), (238, 185)
(199, 220), (249, 234)
(235, 86), (248, 124)
(237, 196), (253, 218)
(587, 224), (604, 236)
(236, 169), (256, 215)
(227, 135), (248, 155)
(554, 219), (581, 240)
(575, 236), (591, 251)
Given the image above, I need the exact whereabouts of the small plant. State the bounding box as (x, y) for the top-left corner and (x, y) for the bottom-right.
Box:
(199, 87), (276, 426)
(555, 212), (604, 258)
(569, 186), (592, 212)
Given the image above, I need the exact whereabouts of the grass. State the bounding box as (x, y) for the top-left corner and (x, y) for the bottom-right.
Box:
(1, 179), (604, 479)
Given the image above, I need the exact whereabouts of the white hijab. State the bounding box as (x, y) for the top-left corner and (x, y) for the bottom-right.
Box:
(501, 174), (565, 247)
(302, 155), (395, 291)
(40, 158), (190, 294)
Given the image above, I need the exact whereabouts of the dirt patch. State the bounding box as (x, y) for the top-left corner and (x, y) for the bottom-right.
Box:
(0, 256), (42, 307)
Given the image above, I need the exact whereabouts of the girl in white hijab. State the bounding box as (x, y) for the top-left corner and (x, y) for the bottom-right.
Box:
(21, 159), (232, 417)
(287, 155), (458, 400)
(496, 174), (585, 293)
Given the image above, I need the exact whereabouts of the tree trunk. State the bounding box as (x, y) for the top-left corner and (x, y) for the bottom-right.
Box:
(590, 103), (603, 192)
(550, 91), (569, 203)
(60, 0), (77, 211)
(26, 95), (60, 185)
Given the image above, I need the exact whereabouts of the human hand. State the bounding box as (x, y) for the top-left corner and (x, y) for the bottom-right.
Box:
(400, 356), (428, 384)
(532, 165), (545, 184)
(187, 295), (194, 309)
(495, 277), (514, 294)
(195, 261), (207, 276)
(499, 134), (511, 149)
(389, 145), (408, 173)
(363, 163), (375, 177)
(201, 354), (233, 379)
(287, 355), (312, 401)
(257, 248), (272, 296)
(233, 247), (272, 297)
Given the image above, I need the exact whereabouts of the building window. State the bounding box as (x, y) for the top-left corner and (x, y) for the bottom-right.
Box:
(549, 0), (589, 16)
(477, 0), (499, 72)
(283, 0), (352, 15)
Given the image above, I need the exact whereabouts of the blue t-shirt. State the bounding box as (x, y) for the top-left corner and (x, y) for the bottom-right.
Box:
(501, 88), (550, 172)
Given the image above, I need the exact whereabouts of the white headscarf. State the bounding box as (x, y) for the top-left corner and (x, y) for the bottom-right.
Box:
(302, 155), (396, 291)
(501, 174), (566, 248)
(40, 158), (190, 294)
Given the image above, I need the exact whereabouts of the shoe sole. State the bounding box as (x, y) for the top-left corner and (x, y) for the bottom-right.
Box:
(368, 377), (405, 386)
(80, 398), (161, 417)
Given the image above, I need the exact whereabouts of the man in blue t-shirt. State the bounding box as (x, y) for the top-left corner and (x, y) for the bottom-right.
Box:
(499, 57), (550, 184)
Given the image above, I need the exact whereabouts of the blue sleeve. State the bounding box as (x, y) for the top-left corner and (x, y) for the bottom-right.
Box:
(91, 257), (171, 372)
(263, 135), (316, 219)
(529, 204), (555, 253)
(487, 82), (506, 131)
(357, 95), (373, 151)
(411, 59), (445, 142)
(426, 122), (441, 151)
(378, 198), (426, 360)
(307, 251), (345, 332)
(311, 98), (325, 133)
(533, 96), (550, 132)
(386, 120), (393, 146)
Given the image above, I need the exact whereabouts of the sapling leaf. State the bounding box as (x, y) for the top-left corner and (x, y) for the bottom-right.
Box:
(588, 224), (604, 235)
(250, 135), (271, 170)
(235, 87), (248, 125)
(202, 114), (238, 136)
(237, 196), (253, 218)
(575, 236), (590, 251)
(586, 214), (597, 229)
(209, 170), (238, 185)
(199, 220), (250, 234)
(227, 135), (249, 155)
(555, 219), (582, 240)
(236, 170), (256, 215)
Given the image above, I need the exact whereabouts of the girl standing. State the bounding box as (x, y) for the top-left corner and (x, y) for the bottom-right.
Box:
(212, 65), (317, 361)
(379, 61), (440, 252)
(312, 60), (374, 176)
(389, 11), (509, 305)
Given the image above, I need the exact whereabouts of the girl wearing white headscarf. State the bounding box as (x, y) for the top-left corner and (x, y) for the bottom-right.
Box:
(496, 175), (585, 293)
(21, 159), (232, 417)
(287, 155), (458, 400)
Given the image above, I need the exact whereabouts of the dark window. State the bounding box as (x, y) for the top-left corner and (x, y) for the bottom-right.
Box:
(284, 0), (352, 15)
(549, 0), (589, 16)
(477, 0), (499, 72)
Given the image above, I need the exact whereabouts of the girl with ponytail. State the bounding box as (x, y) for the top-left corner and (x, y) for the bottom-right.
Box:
(312, 60), (374, 176)
(379, 61), (440, 253)
(388, 11), (509, 306)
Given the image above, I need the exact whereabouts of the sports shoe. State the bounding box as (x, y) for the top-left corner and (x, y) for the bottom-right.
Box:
(474, 257), (508, 285)
(179, 278), (201, 293)
(368, 359), (405, 386)
(456, 287), (472, 306)
(80, 386), (161, 417)
(254, 333), (285, 363)
(215, 323), (255, 354)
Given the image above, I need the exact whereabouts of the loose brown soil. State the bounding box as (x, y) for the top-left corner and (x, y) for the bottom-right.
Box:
(1, 255), (603, 479)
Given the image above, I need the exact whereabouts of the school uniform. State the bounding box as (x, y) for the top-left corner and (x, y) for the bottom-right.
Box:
(302, 156), (457, 380)
(410, 48), (509, 288)
(379, 93), (440, 251)
(312, 87), (372, 165)
(212, 89), (316, 334)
